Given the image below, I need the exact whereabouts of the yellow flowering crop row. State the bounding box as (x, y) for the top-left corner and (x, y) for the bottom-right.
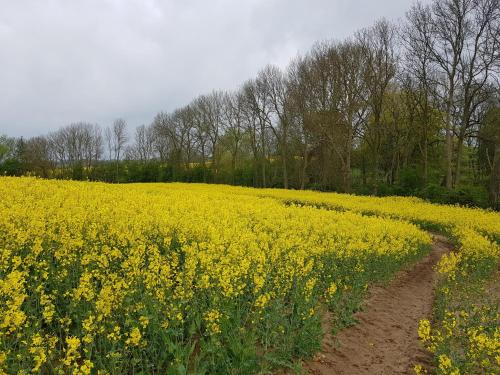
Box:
(159, 184), (500, 373)
(416, 228), (499, 374)
(157, 183), (500, 241)
(0, 177), (431, 374)
(219, 185), (499, 375)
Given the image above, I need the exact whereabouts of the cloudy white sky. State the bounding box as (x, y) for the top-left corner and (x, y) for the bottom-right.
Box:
(0, 0), (422, 137)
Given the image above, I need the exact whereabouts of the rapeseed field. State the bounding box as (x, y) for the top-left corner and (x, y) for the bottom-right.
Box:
(0, 178), (498, 374)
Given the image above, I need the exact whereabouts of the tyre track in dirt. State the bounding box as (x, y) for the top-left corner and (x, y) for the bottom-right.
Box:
(293, 233), (451, 375)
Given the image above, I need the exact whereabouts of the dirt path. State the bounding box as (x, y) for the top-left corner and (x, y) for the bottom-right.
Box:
(297, 234), (451, 375)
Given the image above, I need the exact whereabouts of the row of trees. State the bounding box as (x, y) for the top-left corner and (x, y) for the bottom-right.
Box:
(1, 0), (499, 208)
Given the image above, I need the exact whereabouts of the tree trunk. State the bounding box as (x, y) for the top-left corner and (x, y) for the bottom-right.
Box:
(201, 144), (207, 183)
(489, 141), (500, 210)
(212, 141), (218, 177)
(261, 156), (266, 188)
(261, 130), (266, 188)
(454, 107), (470, 188)
(444, 82), (455, 189)
(343, 129), (352, 193)
(300, 148), (308, 190)
(231, 142), (239, 185)
(453, 133), (465, 188)
(423, 134), (428, 184)
(282, 142), (288, 189)
(231, 153), (236, 184)
(344, 150), (352, 193)
(362, 154), (367, 186)
(373, 152), (380, 194)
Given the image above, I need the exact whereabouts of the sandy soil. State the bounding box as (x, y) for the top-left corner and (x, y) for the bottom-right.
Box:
(293, 234), (451, 375)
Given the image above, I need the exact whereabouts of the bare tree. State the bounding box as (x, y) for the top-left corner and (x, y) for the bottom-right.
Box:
(151, 112), (173, 162)
(259, 65), (292, 188)
(192, 99), (210, 174)
(240, 81), (263, 186)
(178, 107), (196, 169)
(405, 0), (500, 188)
(428, 0), (465, 188)
(481, 101), (500, 209)
(194, 91), (224, 175)
(111, 119), (128, 162)
(23, 136), (52, 177)
(223, 91), (246, 182)
(0, 135), (17, 164)
(331, 41), (369, 192)
(107, 118), (128, 181)
(288, 56), (315, 189)
(402, 3), (439, 183)
(357, 19), (398, 191)
(242, 79), (272, 187)
(46, 122), (102, 177)
(292, 40), (369, 192)
(131, 124), (155, 162)
(105, 126), (113, 161)
(453, 0), (500, 186)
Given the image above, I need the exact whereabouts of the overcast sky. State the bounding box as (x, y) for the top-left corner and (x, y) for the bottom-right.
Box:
(0, 0), (422, 137)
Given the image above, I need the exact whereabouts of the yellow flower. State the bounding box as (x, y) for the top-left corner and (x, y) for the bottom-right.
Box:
(63, 336), (81, 367)
(78, 360), (94, 375)
(437, 354), (460, 374)
(326, 282), (337, 298)
(29, 334), (47, 372)
(254, 293), (271, 310)
(125, 327), (142, 346)
(437, 252), (461, 279)
(418, 319), (432, 343)
(139, 316), (149, 328)
(204, 309), (222, 335)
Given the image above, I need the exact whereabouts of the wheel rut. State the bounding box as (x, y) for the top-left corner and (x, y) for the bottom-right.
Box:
(291, 233), (451, 375)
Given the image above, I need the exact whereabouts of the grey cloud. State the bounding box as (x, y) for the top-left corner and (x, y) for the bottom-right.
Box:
(0, 0), (422, 137)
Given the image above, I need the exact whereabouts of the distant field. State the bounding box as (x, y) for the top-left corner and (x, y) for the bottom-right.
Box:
(0, 177), (498, 374)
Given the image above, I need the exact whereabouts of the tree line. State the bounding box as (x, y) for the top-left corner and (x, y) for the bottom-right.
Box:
(1, 0), (499, 209)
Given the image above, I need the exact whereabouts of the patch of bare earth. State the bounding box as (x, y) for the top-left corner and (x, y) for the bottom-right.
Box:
(291, 234), (451, 375)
